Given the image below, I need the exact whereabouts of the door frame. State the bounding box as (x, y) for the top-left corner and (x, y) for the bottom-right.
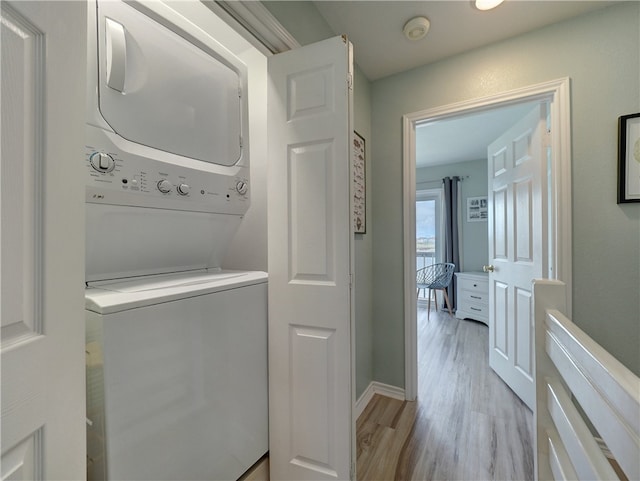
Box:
(402, 77), (573, 401)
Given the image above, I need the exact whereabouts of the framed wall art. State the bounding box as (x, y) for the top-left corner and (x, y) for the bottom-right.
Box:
(618, 112), (640, 203)
(467, 196), (488, 222)
(353, 131), (366, 233)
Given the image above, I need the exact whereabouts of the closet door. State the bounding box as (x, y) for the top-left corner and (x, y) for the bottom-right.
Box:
(1, 1), (87, 478)
(268, 35), (355, 481)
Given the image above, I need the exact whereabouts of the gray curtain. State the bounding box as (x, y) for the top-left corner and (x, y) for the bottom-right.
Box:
(443, 176), (461, 309)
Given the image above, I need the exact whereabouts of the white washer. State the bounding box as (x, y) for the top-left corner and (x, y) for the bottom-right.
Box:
(85, 270), (268, 481)
(83, 2), (266, 479)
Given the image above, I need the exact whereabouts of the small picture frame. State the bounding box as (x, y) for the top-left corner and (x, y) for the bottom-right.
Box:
(467, 196), (488, 222)
(618, 112), (640, 203)
(353, 131), (366, 233)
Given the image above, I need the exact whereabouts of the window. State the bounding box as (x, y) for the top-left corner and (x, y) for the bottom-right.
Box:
(416, 188), (443, 271)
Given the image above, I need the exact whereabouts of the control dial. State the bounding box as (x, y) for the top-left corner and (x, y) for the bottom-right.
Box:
(157, 179), (173, 194)
(235, 180), (248, 196)
(177, 183), (190, 196)
(89, 152), (116, 173)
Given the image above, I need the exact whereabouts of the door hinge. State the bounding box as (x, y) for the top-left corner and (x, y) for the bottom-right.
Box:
(543, 129), (552, 149)
(238, 86), (242, 98)
(347, 73), (353, 91)
(349, 273), (353, 289)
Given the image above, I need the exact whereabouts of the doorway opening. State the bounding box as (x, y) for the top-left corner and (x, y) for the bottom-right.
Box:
(402, 78), (573, 401)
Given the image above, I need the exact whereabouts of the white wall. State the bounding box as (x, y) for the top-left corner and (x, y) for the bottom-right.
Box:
(371, 3), (640, 388)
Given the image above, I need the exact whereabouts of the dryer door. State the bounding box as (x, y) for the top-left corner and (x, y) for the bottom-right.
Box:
(95, 1), (245, 167)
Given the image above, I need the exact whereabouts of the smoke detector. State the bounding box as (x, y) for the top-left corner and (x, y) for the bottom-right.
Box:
(403, 16), (431, 41)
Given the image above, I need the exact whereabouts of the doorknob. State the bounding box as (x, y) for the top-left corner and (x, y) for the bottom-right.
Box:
(483, 265), (495, 273)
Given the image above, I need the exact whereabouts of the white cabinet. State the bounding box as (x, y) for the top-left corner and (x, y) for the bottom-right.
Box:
(455, 272), (489, 325)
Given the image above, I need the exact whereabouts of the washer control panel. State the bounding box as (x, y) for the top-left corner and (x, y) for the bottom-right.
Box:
(84, 143), (249, 215)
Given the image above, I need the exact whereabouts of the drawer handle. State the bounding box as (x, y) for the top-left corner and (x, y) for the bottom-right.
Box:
(470, 295), (482, 299)
(470, 307), (481, 312)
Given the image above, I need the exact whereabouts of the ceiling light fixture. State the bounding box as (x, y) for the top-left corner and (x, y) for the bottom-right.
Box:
(475, 0), (505, 11)
(403, 16), (430, 41)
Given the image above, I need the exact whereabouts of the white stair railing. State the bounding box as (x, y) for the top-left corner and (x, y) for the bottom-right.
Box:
(533, 280), (640, 481)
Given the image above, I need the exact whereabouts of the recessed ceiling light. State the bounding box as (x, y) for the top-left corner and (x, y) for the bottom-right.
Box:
(403, 16), (430, 41)
(475, 0), (505, 11)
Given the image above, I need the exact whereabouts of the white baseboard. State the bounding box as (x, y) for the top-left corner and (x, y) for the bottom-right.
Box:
(355, 381), (405, 420)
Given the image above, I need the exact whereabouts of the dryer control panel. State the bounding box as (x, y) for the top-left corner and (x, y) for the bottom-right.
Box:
(85, 126), (250, 216)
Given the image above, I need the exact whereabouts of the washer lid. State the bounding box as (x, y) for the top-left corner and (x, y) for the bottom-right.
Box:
(85, 269), (267, 314)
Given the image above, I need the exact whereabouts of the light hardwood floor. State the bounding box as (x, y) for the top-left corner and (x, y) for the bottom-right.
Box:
(357, 308), (534, 481)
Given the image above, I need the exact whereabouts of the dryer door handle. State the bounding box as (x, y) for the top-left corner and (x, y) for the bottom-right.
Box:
(105, 18), (126, 92)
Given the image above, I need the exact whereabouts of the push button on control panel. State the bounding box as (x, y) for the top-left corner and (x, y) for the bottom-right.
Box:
(177, 183), (190, 196)
(89, 152), (116, 173)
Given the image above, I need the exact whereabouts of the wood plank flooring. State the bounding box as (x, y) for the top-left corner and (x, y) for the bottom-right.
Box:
(357, 308), (534, 480)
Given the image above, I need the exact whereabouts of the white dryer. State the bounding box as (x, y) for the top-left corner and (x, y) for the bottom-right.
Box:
(83, 1), (267, 480)
(85, 270), (268, 481)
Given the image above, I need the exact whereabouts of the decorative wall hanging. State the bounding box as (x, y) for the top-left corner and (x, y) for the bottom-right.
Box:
(618, 112), (640, 203)
(467, 196), (488, 222)
(353, 131), (366, 233)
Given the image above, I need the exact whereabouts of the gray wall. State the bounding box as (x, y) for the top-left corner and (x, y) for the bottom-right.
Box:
(263, 1), (375, 399)
(354, 67), (373, 399)
(417, 159), (489, 272)
(372, 2), (640, 388)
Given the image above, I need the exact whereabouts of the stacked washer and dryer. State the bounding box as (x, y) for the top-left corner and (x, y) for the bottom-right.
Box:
(83, 2), (268, 480)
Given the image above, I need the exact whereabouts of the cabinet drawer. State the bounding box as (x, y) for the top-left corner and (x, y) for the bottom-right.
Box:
(458, 277), (488, 293)
(459, 289), (488, 305)
(457, 301), (489, 321)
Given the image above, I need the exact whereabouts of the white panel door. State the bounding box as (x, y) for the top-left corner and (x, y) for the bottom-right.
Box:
(488, 104), (547, 411)
(1, 1), (87, 479)
(267, 36), (354, 481)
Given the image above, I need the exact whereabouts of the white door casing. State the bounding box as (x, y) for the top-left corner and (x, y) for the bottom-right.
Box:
(402, 78), (572, 403)
(267, 35), (354, 481)
(1, 1), (87, 479)
(488, 104), (547, 410)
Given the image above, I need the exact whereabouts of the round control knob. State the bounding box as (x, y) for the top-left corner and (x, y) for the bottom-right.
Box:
(235, 180), (248, 195)
(89, 152), (116, 173)
(177, 183), (190, 196)
(157, 179), (173, 194)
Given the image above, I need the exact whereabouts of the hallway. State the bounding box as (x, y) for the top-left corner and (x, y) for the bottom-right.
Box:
(356, 308), (534, 480)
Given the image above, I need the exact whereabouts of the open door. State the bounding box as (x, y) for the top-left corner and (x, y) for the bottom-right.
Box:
(1, 1), (87, 478)
(267, 36), (355, 480)
(487, 104), (547, 411)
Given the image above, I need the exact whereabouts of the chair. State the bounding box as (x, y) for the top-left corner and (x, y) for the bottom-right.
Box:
(417, 263), (455, 320)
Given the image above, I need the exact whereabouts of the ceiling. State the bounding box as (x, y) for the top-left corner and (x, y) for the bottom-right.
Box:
(309, 0), (613, 168)
(415, 101), (538, 167)
(312, 0), (615, 81)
